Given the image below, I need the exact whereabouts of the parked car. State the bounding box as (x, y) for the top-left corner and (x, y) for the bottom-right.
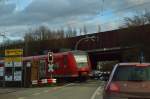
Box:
(91, 70), (110, 80)
(91, 70), (102, 79)
(103, 63), (150, 99)
(101, 71), (110, 81)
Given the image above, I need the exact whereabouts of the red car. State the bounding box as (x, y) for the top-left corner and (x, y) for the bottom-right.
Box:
(103, 63), (150, 99)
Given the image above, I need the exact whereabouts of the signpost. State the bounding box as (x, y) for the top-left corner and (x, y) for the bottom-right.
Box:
(4, 49), (23, 87)
(5, 49), (23, 56)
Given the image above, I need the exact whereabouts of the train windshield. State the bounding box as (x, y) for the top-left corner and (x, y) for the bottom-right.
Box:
(74, 54), (88, 68)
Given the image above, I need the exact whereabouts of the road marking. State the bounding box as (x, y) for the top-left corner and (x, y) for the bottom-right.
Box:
(48, 83), (74, 93)
(44, 90), (49, 93)
(32, 92), (41, 96)
(18, 97), (25, 99)
(53, 83), (74, 90)
(96, 91), (101, 95)
(44, 83), (75, 94)
(63, 83), (74, 87)
(91, 86), (102, 99)
(53, 87), (60, 90)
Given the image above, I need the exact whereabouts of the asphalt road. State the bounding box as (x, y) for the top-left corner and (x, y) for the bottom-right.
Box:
(0, 80), (104, 99)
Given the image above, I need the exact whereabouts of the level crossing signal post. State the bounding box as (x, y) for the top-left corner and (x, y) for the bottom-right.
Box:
(48, 52), (54, 78)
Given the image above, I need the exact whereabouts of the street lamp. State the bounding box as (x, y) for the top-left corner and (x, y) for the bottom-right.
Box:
(75, 36), (96, 50)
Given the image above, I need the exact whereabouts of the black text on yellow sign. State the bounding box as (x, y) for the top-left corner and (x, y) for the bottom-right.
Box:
(5, 49), (23, 56)
(5, 57), (22, 62)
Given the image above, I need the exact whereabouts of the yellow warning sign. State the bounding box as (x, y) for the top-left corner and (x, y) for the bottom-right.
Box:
(5, 49), (23, 56)
(5, 57), (22, 62)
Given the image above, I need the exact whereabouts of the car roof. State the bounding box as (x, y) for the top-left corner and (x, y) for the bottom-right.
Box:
(118, 63), (150, 66)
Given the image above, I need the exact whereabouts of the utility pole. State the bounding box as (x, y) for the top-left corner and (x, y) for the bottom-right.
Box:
(0, 32), (7, 87)
(24, 37), (29, 87)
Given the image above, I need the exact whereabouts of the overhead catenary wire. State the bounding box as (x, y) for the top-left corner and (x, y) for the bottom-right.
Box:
(97, 0), (150, 30)
(63, 0), (150, 31)
(100, 0), (150, 17)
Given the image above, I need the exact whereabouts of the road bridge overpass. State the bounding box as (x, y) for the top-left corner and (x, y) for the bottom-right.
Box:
(86, 47), (140, 71)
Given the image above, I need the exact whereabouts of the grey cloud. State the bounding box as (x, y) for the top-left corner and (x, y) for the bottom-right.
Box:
(0, 25), (33, 38)
(0, 0), (101, 27)
(23, 0), (101, 22)
(0, 0), (150, 39)
(0, 3), (15, 16)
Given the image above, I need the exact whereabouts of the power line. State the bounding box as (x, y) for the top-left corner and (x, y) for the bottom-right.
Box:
(66, 0), (150, 26)
(97, 1), (150, 29)
(100, 0), (150, 16)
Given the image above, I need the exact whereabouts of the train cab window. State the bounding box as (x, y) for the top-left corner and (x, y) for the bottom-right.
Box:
(74, 54), (88, 68)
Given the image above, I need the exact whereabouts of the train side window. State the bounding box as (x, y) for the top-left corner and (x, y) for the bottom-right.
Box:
(53, 64), (59, 70)
(26, 62), (31, 67)
(39, 60), (46, 79)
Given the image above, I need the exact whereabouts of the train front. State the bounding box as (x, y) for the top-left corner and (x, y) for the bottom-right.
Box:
(73, 51), (91, 80)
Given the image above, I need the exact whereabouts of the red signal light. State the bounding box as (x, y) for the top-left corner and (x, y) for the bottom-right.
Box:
(48, 52), (53, 63)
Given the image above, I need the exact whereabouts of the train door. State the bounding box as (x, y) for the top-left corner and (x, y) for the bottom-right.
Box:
(55, 56), (64, 76)
(59, 55), (68, 76)
(31, 60), (38, 82)
(63, 55), (69, 76)
(39, 60), (46, 79)
(52, 55), (67, 77)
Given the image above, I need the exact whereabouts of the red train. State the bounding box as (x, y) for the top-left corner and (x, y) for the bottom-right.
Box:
(23, 51), (91, 82)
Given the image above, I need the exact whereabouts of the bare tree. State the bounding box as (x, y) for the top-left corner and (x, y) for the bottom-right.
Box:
(79, 28), (82, 35)
(120, 11), (150, 28)
(97, 24), (101, 32)
(83, 25), (87, 35)
(24, 25), (66, 41)
(72, 28), (77, 37)
(144, 11), (150, 23)
(66, 26), (75, 37)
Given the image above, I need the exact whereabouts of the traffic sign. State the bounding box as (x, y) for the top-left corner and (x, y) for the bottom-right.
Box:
(48, 64), (54, 72)
(5, 49), (23, 56)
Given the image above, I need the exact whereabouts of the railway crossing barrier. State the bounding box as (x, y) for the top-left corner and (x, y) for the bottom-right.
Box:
(32, 78), (57, 87)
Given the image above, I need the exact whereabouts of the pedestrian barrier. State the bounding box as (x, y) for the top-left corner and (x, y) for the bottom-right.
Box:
(32, 78), (56, 86)
(32, 80), (38, 85)
(47, 78), (56, 84)
(41, 79), (48, 84)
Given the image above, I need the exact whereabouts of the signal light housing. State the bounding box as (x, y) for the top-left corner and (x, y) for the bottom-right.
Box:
(48, 52), (53, 63)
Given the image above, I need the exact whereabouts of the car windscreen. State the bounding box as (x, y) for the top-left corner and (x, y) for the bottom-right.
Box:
(112, 66), (150, 81)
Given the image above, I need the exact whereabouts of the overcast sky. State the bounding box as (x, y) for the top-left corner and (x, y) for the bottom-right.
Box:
(0, 0), (150, 41)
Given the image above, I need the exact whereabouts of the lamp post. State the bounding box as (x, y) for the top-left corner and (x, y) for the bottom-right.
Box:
(75, 36), (96, 50)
